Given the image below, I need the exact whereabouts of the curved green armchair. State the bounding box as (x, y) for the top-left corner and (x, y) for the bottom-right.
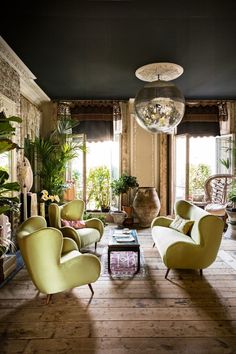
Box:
(151, 200), (224, 278)
(48, 200), (104, 250)
(17, 216), (101, 303)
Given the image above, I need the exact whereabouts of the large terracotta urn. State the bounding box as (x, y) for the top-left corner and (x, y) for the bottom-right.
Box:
(133, 187), (160, 227)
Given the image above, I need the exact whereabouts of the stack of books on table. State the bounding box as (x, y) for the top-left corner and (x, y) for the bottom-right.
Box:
(0, 254), (17, 282)
(113, 229), (135, 243)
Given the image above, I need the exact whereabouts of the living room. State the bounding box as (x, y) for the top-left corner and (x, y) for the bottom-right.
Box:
(1, 1), (236, 353)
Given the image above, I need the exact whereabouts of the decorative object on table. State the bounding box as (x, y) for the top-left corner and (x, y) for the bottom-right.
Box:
(134, 62), (185, 133)
(151, 200), (224, 279)
(40, 190), (60, 204)
(48, 199), (104, 251)
(133, 187), (160, 227)
(39, 189), (60, 221)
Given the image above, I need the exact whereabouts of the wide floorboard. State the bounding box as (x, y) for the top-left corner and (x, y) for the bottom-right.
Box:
(1, 226), (236, 353)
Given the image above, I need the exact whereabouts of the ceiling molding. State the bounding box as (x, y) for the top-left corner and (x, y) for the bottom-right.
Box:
(0, 36), (50, 106)
(20, 77), (50, 106)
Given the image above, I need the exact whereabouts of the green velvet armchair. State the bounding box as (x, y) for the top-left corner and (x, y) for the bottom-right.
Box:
(48, 200), (104, 250)
(17, 216), (101, 303)
(151, 200), (224, 278)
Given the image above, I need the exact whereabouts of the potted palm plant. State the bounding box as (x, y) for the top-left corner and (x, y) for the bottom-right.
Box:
(24, 117), (84, 199)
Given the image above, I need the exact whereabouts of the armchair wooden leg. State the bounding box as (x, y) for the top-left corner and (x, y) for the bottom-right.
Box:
(95, 242), (97, 251)
(200, 269), (203, 277)
(88, 283), (94, 295)
(46, 294), (52, 305)
(152, 242), (155, 248)
(165, 268), (170, 279)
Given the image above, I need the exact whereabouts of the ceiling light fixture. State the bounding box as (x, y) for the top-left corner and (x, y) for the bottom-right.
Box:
(134, 62), (185, 134)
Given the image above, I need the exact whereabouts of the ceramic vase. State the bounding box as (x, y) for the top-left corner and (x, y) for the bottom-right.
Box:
(133, 187), (160, 227)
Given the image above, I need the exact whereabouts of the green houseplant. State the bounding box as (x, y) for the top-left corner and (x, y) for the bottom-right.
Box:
(111, 174), (139, 214)
(24, 117), (84, 199)
(0, 111), (22, 257)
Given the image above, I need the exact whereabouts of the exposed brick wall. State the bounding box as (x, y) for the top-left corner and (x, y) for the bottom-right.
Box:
(0, 56), (20, 104)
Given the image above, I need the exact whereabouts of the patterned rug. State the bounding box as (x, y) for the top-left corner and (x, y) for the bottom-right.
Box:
(101, 248), (148, 279)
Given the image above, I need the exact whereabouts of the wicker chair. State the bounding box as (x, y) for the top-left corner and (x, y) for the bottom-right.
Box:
(204, 174), (234, 217)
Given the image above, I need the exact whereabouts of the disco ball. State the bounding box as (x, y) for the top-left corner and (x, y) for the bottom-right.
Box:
(134, 80), (185, 134)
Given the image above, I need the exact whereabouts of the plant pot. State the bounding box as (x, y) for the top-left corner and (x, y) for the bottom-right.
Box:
(101, 207), (110, 212)
(122, 206), (133, 218)
(110, 210), (127, 227)
(224, 207), (236, 239)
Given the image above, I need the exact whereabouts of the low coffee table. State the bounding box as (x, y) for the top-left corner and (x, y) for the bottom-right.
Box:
(108, 229), (140, 274)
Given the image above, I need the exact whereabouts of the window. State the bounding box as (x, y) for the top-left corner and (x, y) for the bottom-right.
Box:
(174, 135), (215, 203)
(69, 134), (120, 211)
(174, 134), (234, 204)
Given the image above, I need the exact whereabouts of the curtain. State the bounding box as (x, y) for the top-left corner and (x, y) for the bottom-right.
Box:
(70, 100), (114, 142)
(176, 103), (223, 136)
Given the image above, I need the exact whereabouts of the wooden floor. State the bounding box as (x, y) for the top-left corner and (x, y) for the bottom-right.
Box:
(1, 226), (236, 353)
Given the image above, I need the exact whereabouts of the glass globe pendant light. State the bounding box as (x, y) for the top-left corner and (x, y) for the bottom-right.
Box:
(134, 63), (185, 134)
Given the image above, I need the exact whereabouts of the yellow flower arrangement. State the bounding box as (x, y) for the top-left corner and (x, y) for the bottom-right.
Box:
(41, 190), (60, 203)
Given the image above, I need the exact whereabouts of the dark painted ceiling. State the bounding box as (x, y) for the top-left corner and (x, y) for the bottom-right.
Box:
(1, 1), (236, 100)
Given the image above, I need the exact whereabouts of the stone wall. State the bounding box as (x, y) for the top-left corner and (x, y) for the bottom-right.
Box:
(20, 95), (41, 142)
(0, 56), (20, 104)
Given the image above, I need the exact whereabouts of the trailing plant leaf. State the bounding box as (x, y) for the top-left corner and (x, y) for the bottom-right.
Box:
(0, 181), (21, 193)
(6, 116), (22, 123)
(0, 170), (9, 185)
(0, 139), (19, 154)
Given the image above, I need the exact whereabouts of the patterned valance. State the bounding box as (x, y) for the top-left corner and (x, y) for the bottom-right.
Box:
(57, 100), (123, 142)
(176, 102), (227, 136)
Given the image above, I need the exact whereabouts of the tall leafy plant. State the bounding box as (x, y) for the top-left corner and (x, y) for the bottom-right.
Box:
(0, 111), (21, 257)
(25, 118), (84, 198)
(0, 111), (21, 215)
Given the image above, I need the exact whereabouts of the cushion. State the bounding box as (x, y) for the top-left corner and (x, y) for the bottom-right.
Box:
(205, 203), (226, 217)
(169, 215), (194, 235)
(61, 219), (86, 229)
